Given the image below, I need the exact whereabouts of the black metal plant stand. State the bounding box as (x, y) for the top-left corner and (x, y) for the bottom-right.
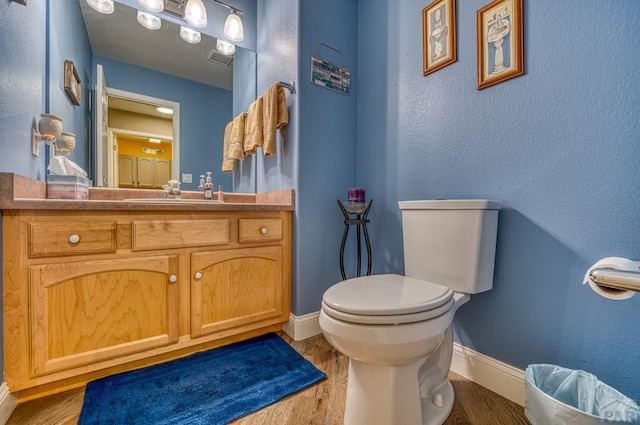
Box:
(338, 199), (373, 280)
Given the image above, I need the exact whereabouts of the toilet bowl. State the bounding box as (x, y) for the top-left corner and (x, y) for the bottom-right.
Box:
(319, 200), (500, 425)
(320, 274), (469, 425)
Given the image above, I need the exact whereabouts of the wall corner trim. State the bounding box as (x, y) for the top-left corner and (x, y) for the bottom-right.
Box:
(451, 343), (526, 406)
(283, 312), (321, 341)
(0, 382), (17, 425)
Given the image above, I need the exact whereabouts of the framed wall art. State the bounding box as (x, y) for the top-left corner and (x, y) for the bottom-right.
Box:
(422, 0), (457, 76)
(477, 0), (524, 89)
(64, 60), (81, 105)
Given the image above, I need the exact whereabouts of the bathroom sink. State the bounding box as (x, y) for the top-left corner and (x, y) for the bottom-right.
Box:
(124, 198), (222, 203)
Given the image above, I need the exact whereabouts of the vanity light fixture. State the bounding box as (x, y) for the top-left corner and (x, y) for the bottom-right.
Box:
(137, 0), (164, 13)
(32, 114), (63, 156)
(184, 0), (207, 28)
(86, 0), (114, 14)
(180, 26), (201, 44)
(216, 39), (235, 56)
(156, 106), (174, 114)
(223, 9), (243, 42)
(137, 10), (162, 30)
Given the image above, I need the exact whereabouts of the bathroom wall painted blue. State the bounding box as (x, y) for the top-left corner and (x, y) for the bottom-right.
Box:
(95, 56), (233, 191)
(49, 0), (93, 171)
(0, 1), (47, 180)
(357, 0), (640, 400)
(256, 0), (359, 315)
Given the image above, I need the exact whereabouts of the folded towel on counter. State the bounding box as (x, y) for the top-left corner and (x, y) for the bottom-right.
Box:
(243, 96), (264, 155)
(229, 113), (246, 160)
(263, 83), (289, 157)
(221, 121), (235, 172)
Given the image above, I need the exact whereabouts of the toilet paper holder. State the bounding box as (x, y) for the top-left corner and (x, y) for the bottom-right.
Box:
(589, 263), (640, 293)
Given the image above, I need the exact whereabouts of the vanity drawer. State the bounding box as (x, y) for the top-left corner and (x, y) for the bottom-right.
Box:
(132, 219), (229, 251)
(29, 221), (117, 257)
(238, 219), (283, 244)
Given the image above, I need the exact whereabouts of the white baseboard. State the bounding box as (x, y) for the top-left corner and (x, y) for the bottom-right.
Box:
(451, 343), (525, 406)
(0, 382), (17, 425)
(284, 310), (525, 406)
(283, 312), (321, 341)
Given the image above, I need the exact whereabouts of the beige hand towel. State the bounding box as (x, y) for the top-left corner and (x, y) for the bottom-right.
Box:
(263, 83), (289, 157)
(221, 121), (235, 172)
(229, 113), (246, 160)
(243, 96), (264, 155)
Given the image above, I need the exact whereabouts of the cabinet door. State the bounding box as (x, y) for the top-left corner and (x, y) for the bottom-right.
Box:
(191, 246), (284, 338)
(29, 255), (179, 377)
(137, 157), (155, 188)
(155, 159), (171, 188)
(118, 155), (136, 187)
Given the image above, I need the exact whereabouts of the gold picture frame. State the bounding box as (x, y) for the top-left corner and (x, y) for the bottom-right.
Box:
(64, 60), (81, 105)
(422, 0), (457, 76)
(477, 0), (524, 90)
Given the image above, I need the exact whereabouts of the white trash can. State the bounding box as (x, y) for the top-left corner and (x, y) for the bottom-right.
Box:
(525, 364), (640, 424)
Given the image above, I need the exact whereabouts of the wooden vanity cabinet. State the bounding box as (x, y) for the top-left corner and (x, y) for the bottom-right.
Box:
(2, 208), (291, 398)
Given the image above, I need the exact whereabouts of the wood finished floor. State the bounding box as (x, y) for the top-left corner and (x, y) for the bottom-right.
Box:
(7, 332), (530, 425)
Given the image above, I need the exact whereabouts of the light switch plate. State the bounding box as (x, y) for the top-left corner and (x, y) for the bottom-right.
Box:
(182, 173), (192, 183)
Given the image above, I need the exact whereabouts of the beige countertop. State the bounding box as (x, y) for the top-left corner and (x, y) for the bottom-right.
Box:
(0, 173), (294, 212)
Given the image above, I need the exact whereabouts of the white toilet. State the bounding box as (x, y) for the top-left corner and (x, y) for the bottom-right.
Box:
(319, 199), (500, 425)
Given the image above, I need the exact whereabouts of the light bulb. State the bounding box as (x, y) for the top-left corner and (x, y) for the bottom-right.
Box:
(184, 0), (207, 29)
(86, 0), (114, 14)
(224, 11), (244, 42)
(216, 39), (235, 56)
(180, 26), (201, 44)
(137, 0), (163, 13)
(137, 11), (161, 30)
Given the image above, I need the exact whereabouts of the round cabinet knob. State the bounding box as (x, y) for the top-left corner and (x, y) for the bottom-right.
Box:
(260, 227), (268, 234)
(168, 275), (178, 284)
(194, 271), (203, 280)
(68, 234), (80, 244)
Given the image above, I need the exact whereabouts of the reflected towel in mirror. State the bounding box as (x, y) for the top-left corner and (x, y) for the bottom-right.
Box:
(243, 96), (264, 155)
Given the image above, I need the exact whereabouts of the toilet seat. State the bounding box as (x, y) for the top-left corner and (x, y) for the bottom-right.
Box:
(322, 274), (454, 325)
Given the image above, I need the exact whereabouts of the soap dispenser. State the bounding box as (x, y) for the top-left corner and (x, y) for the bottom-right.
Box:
(204, 172), (213, 200)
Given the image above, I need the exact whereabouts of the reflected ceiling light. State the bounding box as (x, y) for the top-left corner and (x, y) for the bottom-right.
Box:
(184, 0), (207, 28)
(137, 0), (163, 13)
(216, 39), (235, 56)
(180, 26), (201, 44)
(137, 10), (161, 30)
(223, 10), (243, 42)
(86, 0), (114, 14)
(149, 138), (162, 144)
(156, 107), (174, 114)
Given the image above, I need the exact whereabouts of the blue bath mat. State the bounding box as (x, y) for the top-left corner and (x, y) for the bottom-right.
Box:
(78, 333), (326, 425)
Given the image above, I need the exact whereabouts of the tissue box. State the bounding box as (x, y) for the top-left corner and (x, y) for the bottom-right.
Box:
(47, 175), (89, 200)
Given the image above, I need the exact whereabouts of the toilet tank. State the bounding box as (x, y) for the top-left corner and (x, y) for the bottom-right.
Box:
(398, 199), (500, 294)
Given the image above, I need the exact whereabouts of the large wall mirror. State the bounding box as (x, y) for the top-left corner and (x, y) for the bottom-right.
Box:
(49, 0), (256, 192)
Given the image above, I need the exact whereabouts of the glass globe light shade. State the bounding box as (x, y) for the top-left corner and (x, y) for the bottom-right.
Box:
(180, 26), (202, 44)
(137, 0), (163, 12)
(224, 11), (244, 42)
(137, 11), (161, 30)
(184, 0), (207, 29)
(216, 39), (236, 56)
(86, 0), (114, 14)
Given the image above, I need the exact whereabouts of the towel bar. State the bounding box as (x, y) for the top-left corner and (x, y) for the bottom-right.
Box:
(589, 267), (640, 293)
(278, 81), (295, 94)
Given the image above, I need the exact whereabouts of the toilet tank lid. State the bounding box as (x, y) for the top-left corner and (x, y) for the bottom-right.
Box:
(398, 199), (500, 210)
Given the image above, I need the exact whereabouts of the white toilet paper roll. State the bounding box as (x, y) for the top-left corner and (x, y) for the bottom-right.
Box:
(583, 257), (638, 300)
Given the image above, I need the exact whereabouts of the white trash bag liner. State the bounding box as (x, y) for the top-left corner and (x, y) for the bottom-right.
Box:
(525, 364), (640, 424)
